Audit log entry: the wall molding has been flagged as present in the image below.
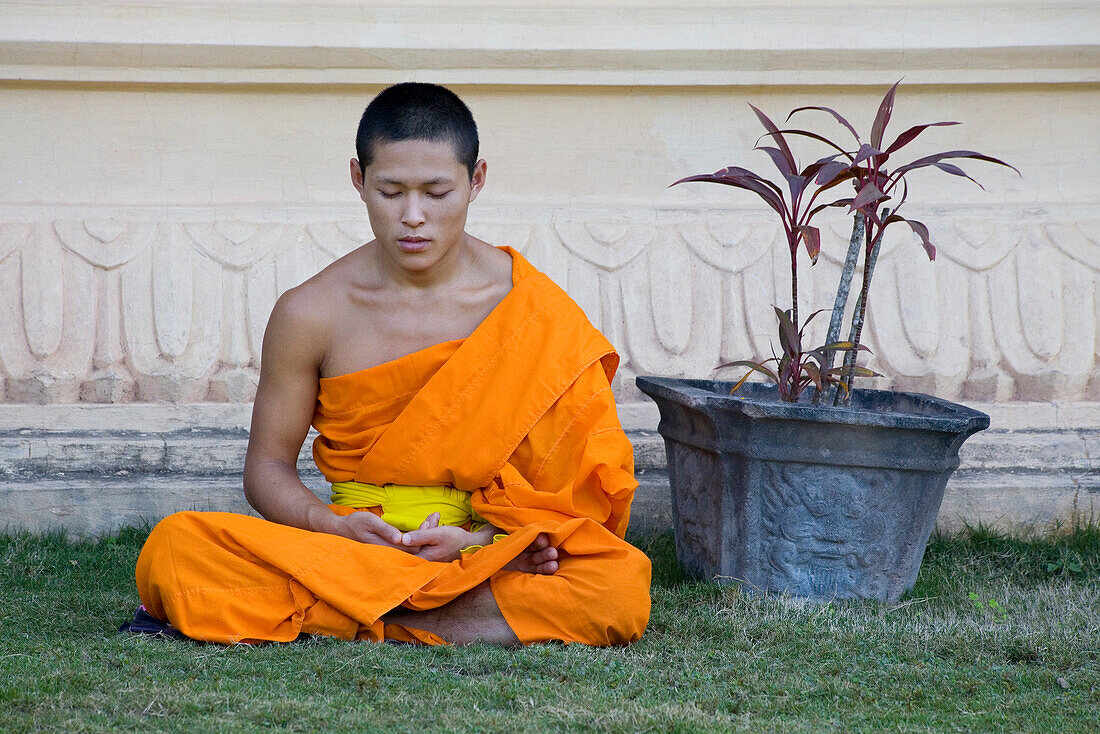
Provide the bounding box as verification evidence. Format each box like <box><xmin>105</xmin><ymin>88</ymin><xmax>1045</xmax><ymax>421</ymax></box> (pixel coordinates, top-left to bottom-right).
<box><xmin>2</xmin><ymin>1</ymin><xmax>1097</xmax><ymax>87</ymax></box>
<box><xmin>1</xmin><ymin>202</ymin><xmax>1097</xmax><ymax>404</ymax></box>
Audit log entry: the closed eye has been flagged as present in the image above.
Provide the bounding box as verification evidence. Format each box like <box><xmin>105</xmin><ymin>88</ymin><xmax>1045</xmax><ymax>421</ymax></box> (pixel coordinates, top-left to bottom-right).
<box><xmin>427</xmin><ymin>191</ymin><xmax>453</xmax><ymax>199</ymax></box>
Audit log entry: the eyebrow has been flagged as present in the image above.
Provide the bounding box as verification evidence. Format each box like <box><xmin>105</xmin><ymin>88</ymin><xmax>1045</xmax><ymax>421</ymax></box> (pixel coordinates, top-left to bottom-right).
<box><xmin>375</xmin><ymin>177</ymin><xmax>455</xmax><ymax>186</ymax></box>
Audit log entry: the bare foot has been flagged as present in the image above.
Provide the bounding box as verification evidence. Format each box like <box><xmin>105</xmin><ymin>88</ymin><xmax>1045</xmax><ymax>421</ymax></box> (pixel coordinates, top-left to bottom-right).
<box><xmin>383</xmin><ymin>581</ymin><xmax>521</xmax><ymax>646</ymax></box>
<box><xmin>503</xmin><ymin>533</ymin><xmax>559</xmax><ymax>575</ymax></box>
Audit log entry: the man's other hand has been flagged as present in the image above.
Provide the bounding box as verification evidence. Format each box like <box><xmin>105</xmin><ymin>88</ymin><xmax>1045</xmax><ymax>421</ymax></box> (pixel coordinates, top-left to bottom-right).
<box><xmin>372</xmin><ymin>512</ymin><xmax>561</xmax><ymax>574</ymax></box>
<box><xmin>400</xmin><ymin>512</ymin><xmax>484</xmax><ymax>562</ymax></box>
<box><xmin>323</xmin><ymin>509</ymin><xmax>404</xmax><ymax>548</ymax></box>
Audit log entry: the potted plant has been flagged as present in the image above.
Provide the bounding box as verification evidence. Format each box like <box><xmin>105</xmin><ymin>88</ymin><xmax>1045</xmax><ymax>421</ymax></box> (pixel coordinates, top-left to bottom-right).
<box><xmin>637</xmin><ymin>82</ymin><xmax>1018</xmax><ymax>602</ymax></box>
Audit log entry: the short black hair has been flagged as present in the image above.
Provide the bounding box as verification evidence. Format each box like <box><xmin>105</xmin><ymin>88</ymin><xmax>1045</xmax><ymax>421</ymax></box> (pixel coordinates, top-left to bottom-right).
<box><xmin>356</xmin><ymin>82</ymin><xmax>479</xmax><ymax>178</ymax></box>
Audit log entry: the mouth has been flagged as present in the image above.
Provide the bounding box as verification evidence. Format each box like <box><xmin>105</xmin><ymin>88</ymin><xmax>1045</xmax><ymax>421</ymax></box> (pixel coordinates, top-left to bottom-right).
<box><xmin>397</xmin><ymin>236</ymin><xmax>430</xmax><ymax>253</ymax></box>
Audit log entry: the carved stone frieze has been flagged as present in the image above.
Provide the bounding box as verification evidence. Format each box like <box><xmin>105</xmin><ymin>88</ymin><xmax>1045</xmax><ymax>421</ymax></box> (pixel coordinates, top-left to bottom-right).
<box><xmin>0</xmin><ymin>211</ymin><xmax>1096</xmax><ymax>403</ymax></box>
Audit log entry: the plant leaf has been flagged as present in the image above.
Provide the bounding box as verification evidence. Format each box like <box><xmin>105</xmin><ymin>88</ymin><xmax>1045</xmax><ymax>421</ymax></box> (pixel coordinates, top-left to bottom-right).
<box><xmin>805</xmin><ymin>340</ymin><xmax>871</xmax><ymax>365</ymax></box>
<box><xmin>813</xmin><ymin>160</ymin><xmax>851</xmax><ymax>186</ymax></box>
<box><xmin>728</xmin><ymin>370</ymin><xmax>754</xmax><ymax>395</ymax></box>
<box><xmin>672</xmin><ymin>166</ymin><xmax>784</xmax><ymax>195</ymax></box>
<box><xmin>827</xmin><ymin>365</ymin><xmax>883</xmax><ymax>378</ymax></box>
<box><xmin>800</xmin><ymin>153</ymin><xmax>842</xmax><ymax>179</ymax></box>
<box><xmin>766</xmin><ymin>129</ymin><xmax>853</xmax><ymax>160</ymax></box>
<box><xmin>870</xmin><ymin>80</ymin><xmax>901</xmax><ymax>149</ymax></box>
<box><xmin>749</xmin><ymin>104</ymin><xmax>797</xmax><ymax>177</ymax></box>
<box><xmin>934</xmin><ymin>162</ymin><xmax>986</xmax><ymax>190</ymax></box>
<box><xmin>894</xmin><ymin>178</ymin><xmax>910</xmax><ymax>210</ymax></box>
<box><xmin>853</xmin><ymin>143</ymin><xmax>885</xmax><ymax>167</ymax></box>
<box><xmin>800</xmin><ymin>308</ymin><xmax>831</xmax><ymax>331</ymax></box>
<box><xmin>884</xmin><ymin>121</ymin><xmax>959</xmax><ymax>154</ymax></box>
<box><xmin>778</xmin><ymin>358</ymin><xmax>796</xmax><ymax>400</ymax></box>
<box><xmin>864</xmin><ymin>206</ymin><xmax>885</xmax><ymax>229</ymax></box>
<box><xmin>777</xmin><ymin>350</ymin><xmax>791</xmax><ymax>375</ymax></box>
<box><xmin>802</xmin><ymin>362</ymin><xmax>824</xmax><ymax>391</ymax></box>
<box><xmin>891</xmin><ymin>150</ymin><xmax>1021</xmax><ymax>179</ymax></box>
<box><xmin>672</xmin><ymin>169</ymin><xmax>787</xmax><ymax>217</ymax></box>
<box><xmin>885</xmin><ymin>215</ymin><xmax>936</xmax><ymax>260</ymax></box>
<box><xmin>720</xmin><ymin>360</ymin><xmax>779</xmax><ymax>385</ymax></box>
<box><xmin>774</xmin><ymin>306</ymin><xmax>800</xmax><ymax>357</ymax></box>
<box><xmin>756</xmin><ymin>146</ymin><xmax>812</xmax><ymax>200</ymax></box>
<box><xmin>850</xmin><ymin>182</ymin><xmax>888</xmax><ymax>213</ymax></box>
<box><xmin>755</xmin><ymin>145</ymin><xmax>795</xmax><ymax>180</ymax></box>
<box><xmin>794</xmin><ymin>225</ymin><xmax>821</xmax><ymax>264</ymax></box>
<box><xmin>906</xmin><ymin>218</ymin><xmax>936</xmax><ymax>260</ymax></box>
<box><xmin>820</xmin><ymin>340</ymin><xmax>872</xmax><ymax>352</ymax></box>
<box><xmin>815</xmin><ymin>170</ymin><xmax>860</xmax><ymax>198</ymax></box>
<box><xmin>808</xmin><ymin>197</ymin><xmax>853</xmax><ymax>218</ymax></box>
<box><xmin>787</xmin><ymin>105</ymin><xmax>861</xmax><ymax>142</ymax></box>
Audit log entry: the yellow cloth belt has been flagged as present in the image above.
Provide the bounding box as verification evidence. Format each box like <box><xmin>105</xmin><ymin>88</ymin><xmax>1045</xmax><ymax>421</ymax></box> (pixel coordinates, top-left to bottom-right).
<box><xmin>330</xmin><ymin>481</ymin><xmax>486</xmax><ymax>532</ymax></box>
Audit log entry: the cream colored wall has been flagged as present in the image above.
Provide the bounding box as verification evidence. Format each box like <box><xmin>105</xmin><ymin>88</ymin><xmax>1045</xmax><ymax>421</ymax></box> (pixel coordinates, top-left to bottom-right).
<box><xmin>1</xmin><ymin>1</ymin><xmax>1098</xmax><ymax>407</ymax></box>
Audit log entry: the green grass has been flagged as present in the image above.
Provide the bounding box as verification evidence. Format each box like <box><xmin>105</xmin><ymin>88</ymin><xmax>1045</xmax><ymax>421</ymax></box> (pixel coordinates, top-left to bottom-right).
<box><xmin>1</xmin><ymin>522</ymin><xmax>1097</xmax><ymax>733</ymax></box>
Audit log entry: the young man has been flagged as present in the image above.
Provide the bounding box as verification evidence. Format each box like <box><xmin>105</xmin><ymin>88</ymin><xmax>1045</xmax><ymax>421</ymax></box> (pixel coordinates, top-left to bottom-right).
<box><xmin>133</xmin><ymin>83</ymin><xmax>651</xmax><ymax>646</ymax></box>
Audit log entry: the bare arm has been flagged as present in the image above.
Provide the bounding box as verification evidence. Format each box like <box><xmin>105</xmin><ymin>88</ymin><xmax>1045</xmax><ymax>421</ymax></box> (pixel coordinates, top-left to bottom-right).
<box><xmin>243</xmin><ymin>288</ymin><xmax>403</xmax><ymax>547</ymax></box>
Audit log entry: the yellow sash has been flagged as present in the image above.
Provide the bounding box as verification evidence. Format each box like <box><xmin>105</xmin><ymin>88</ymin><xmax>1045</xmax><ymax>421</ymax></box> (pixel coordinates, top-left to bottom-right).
<box><xmin>329</xmin><ymin>481</ymin><xmax>487</xmax><ymax>533</ymax></box>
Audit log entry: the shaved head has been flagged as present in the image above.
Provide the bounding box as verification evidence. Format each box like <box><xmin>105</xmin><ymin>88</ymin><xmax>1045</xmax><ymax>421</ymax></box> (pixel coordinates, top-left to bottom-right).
<box><xmin>356</xmin><ymin>82</ymin><xmax>479</xmax><ymax>178</ymax></box>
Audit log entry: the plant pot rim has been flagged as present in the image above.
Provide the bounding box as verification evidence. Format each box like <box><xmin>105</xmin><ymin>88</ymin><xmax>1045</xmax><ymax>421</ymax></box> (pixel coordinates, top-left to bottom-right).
<box><xmin>636</xmin><ymin>375</ymin><xmax>990</xmax><ymax>434</ymax></box>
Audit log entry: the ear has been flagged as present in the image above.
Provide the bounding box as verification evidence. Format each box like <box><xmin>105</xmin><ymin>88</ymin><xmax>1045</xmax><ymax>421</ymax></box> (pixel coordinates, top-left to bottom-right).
<box><xmin>467</xmin><ymin>159</ymin><xmax>487</xmax><ymax>204</ymax></box>
<box><xmin>350</xmin><ymin>158</ymin><xmax>367</xmax><ymax>202</ymax></box>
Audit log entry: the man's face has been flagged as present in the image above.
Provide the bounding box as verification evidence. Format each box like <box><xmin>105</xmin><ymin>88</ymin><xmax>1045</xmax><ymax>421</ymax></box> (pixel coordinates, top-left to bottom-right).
<box><xmin>351</xmin><ymin>138</ymin><xmax>486</xmax><ymax>274</ymax></box>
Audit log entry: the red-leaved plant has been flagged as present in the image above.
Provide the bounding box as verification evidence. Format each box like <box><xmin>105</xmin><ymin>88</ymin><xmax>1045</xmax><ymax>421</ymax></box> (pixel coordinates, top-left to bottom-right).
<box><xmin>673</xmin><ymin>81</ymin><xmax>1018</xmax><ymax>404</ymax></box>
<box><xmin>724</xmin><ymin>307</ymin><xmax>877</xmax><ymax>402</ymax></box>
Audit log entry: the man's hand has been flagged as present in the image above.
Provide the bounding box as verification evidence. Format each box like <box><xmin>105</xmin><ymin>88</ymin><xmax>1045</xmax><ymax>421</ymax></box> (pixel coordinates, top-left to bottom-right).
<box><xmin>399</xmin><ymin>512</ymin><xmax>492</xmax><ymax>562</ymax></box>
<box><xmin>315</xmin><ymin>506</ymin><xmax>404</xmax><ymax>548</ymax></box>
<box><xmin>387</xmin><ymin>513</ymin><xmax>562</xmax><ymax>574</ymax></box>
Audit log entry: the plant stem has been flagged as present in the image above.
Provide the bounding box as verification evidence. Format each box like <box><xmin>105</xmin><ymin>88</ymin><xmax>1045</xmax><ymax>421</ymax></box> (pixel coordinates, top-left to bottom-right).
<box><xmin>790</xmin><ymin>247</ymin><xmax>799</xmax><ymax>333</ymax></box>
<box><xmin>815</xmin><ymin>212</ymin><xmax>864</xmax><ymax>405</ymax></box>
<box><xmin>835</xmin><ymin>209</ymin><xmax>888</xmax><ymax>406</ymax></box>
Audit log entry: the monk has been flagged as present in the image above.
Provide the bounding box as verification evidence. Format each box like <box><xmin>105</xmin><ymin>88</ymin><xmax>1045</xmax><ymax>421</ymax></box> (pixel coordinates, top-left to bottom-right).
<box><xmin>131</xmin><ymin>82</ymin><xmax>651</xmax><ymax>646</ymax></box>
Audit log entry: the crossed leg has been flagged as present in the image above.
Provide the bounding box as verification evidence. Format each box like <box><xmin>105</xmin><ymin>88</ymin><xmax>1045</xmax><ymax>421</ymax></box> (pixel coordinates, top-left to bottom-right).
<box><xmin>382</xmin><ymin>533</ymin><xmax>560</xmax><ymax>646</ymax></box>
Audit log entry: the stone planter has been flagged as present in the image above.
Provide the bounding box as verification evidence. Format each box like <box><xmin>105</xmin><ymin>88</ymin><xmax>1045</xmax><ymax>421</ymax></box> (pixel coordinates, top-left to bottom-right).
<box><xmin>635</xmin><ymin>376</ymin><xmax>990</xmax><ymax>602</ymax></box>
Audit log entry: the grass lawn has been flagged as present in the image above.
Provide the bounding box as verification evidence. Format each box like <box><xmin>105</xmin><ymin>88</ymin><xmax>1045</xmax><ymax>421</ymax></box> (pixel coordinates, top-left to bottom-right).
<box><xmin>1</xmin><ymin>522</ymin><xmax>1097</xmax><ymax>733</ymax></box>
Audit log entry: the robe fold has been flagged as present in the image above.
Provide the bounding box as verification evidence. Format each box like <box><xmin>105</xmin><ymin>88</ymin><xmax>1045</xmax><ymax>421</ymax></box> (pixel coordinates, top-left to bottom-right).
<box><xmin>135</xmin><ymin>247</ymin><xmax>651</xmax><ymax>646</ymax></box>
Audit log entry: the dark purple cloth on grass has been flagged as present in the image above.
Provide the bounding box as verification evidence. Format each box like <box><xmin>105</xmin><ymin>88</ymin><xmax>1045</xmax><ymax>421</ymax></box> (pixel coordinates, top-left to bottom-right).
<box><xmin>119</xmin><ymin>605</ymin><xmax>188</xmax><ymax>640</ymax></box>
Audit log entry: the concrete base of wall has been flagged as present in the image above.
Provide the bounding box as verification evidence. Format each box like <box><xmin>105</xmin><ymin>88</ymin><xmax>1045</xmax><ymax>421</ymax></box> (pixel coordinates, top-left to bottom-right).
<box><xmin>1</xmin><ymin>402</ymin><xmax>1096</xmax><ymax>536</ymax></box>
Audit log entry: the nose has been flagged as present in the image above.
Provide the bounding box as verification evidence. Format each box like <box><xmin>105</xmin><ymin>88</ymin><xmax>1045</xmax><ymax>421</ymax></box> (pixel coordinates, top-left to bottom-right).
<box><xmin>401</xmin><ymin>195</ymin><xmax>426</xmax><ymax>228</ymax></box>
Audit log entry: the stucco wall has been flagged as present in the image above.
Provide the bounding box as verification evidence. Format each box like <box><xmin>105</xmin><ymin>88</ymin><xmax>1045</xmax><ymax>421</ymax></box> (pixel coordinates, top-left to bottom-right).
<box><xmin>1</xmin><ymin>1</ymin><xmax>1097</xmax><ymax>531</ymax></box>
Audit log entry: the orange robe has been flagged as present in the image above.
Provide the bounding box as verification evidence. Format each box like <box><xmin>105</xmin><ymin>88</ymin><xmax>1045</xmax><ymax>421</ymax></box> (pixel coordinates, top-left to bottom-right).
<box><xmin>135</xmin><ymin>248</ymin><xmax>651</xmax><ymax>646</ymax></box>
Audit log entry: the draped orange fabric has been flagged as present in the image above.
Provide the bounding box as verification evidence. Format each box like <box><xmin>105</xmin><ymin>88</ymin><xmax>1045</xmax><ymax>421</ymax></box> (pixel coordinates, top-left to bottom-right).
<box><xmin>135</xmin><ymin>248</ymin><xmax>651</xmax><ymax>646</ymax></box>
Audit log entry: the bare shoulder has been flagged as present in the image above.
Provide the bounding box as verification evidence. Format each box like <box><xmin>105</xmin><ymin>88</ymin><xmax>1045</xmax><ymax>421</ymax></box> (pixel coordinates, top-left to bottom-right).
<box><xmin>481</xmin><ymin>241</ymin><xmax>513</xmax><ymax>273</ymax></box>
<box><xmin>474</xmin><ymin>240</ymin><xmax>515</xmax><ymax>293</ymax></box>
<box><xmin>277</xmin><ymin>244</ymin><xmax>373</xmax><ymax>319</ymax></box>
<box><xmin>268</xmin><ymin>273</ymin><xmax>333</xmax><ymax>338</ymax></box>
<box><xmin>263</xmin><ymin>250</ymin><xmax>364</xmax><ymax>367</ymax></box>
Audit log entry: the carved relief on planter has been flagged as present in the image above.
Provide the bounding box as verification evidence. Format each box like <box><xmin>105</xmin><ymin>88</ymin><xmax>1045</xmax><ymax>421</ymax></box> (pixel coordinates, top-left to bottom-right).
<box><xmin>760</xmin><ymin>463</ymin><xmax>898</xmax><ymax>600</ymax></box>
<box><xmin>0</xmin><ymin>211</ymin><xmax>1096</xmax><ymax>403</ymax></box>
<box><xmin>666</xmin><ymin>440</ymin><xmax>724</xmax><ymax>577</ymax></box>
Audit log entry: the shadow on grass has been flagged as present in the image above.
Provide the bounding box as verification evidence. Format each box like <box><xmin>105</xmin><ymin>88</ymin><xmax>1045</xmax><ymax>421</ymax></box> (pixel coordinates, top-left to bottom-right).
<box><xmin>627</xmin><ymin>528</ymin><xmax>699</xmax><ymax>589</ymax></box>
